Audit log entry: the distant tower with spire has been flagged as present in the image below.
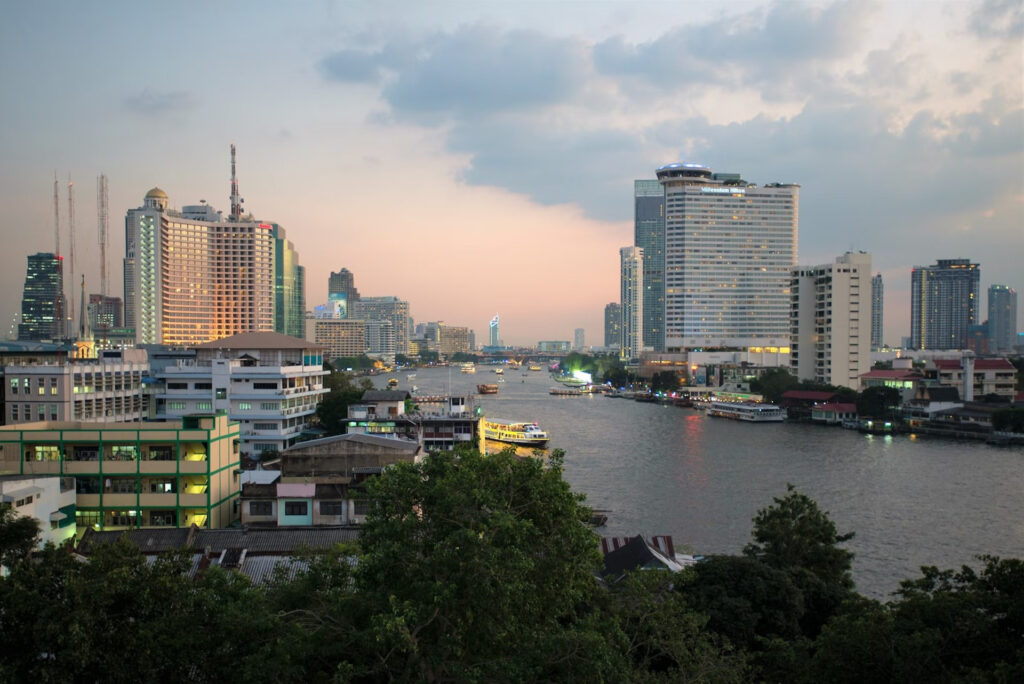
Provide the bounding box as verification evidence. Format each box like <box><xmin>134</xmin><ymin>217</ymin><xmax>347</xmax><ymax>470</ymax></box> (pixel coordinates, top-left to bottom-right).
<box><xmin>74</xmin><ymin>275</ymin><xmax>96</xmax><ymax>358</ymax></box>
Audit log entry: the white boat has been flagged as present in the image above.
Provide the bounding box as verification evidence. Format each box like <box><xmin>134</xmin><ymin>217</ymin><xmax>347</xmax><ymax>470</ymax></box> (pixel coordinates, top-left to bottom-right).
<box><xmin>493</xmin><ymin>367</ymin><xmax>504</xmax><ymax>375</ymax></box>
<box><xmin>482</xmin><ymin>419</ymin><xmax>549</xmax><ymax>447</ymax></box>
<box><xmin>705</xmin><ymin>402</ymin><xmax>786</xmax><ymax>422</ymax></box>
<box><xmin>460</xmin><ymin>363</ymin><xmax>476</xmax><ymax>374</ymax></box>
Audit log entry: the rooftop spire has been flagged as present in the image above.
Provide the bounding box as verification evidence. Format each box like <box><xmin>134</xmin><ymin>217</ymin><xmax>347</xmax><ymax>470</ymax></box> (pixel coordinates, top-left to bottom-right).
<box><xmin>230</xmin><ymin>143</ymin><xmax>243</xmax><ymax>220</ymax></box>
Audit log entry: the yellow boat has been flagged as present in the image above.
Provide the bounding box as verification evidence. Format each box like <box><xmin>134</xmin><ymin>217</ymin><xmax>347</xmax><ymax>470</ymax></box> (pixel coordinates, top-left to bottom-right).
<box><xmin>482</xmin><ymin>419</ymin><xmax>549</xmax><ymax>447</ymax></box>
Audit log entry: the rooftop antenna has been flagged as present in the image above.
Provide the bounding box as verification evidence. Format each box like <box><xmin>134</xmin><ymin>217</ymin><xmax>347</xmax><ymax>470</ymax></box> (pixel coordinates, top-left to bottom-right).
<box><xmin>67</xmin><ymin>176</ymin><xmax>76</xmax><ymax>339</ymax></box>
<box><xmin>229</xmin><ymin>143</ymin><xmax>243</xmax><ymax>220</ymax></box>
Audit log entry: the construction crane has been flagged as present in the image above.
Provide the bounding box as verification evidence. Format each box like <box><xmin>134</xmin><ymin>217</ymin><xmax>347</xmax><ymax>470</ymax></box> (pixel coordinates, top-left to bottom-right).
<box><xmin>97</xmin><ymin>174</ymin><xmax>108</xmax><ymax>297</ymax></box>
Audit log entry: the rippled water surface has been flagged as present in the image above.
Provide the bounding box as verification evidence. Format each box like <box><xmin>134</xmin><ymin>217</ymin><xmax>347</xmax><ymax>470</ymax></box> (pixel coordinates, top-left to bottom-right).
<box><xmin>379</xmin><ymin>366</ymin><xmax>1024</xmax><ymax>598</ymax></box>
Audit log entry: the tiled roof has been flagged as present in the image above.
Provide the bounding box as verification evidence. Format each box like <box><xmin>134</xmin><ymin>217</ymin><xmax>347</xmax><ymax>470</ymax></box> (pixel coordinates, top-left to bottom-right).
<box><xmin>934</xmin><ymin>358</ymin><xmax>1016</xmax><ymax>370</ymax></box>
<box><xmin>283</xmin><ymin>432</ymin><xmax>420</xmax><ymax>453</ymax></box>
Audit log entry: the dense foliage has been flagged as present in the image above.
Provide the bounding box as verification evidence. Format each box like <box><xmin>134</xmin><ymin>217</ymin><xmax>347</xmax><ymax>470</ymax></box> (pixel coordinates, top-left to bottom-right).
<box><xmin>315</xmin><ymin>362</ymin><xmax>375</xmax><ymax>435</ymax></box>
<box><xmin>1</xmin><ymin>455</ymin><xmax>1020</xmax><ymax>683</ymax></box>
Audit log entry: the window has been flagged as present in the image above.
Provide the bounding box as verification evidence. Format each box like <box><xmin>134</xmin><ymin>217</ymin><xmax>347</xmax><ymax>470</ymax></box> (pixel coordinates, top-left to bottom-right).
<box><xmin>260</xmin><ymin>402</ymin><xmax>278</xmax><ymax>411</ymax></box>
<box><xmin>238</xmin><ymin>402</ymin><xmax>252</xmax><ymax>411</ymax></box>
<box><xmin>215</xmin><ymin>388</ymin><xmax>227</xmax><ymax>400</ymax></box>
<box><xmin>34</xmin><ymin>445</ymin><xmax>60</xmax><ymax>461</ymax></box>
<box><xmin>253</xmin><ymin>423</ymin><xmax>277</xmax><ymax>431</ymax></box>
<box><xmin>49</xmin><ymin>378</ymin><xmax>58</xmax><ymax>395</ymax></box>
<box><xmin>284</xmin><ymin>501</ymin><xmax>308</xmax><ymax>516</ymax></box>
<box><xmin>319</xmin><ymin>501</ymin><xmax>344</xmax><ymax>516</ymax></box>
<box><xmin>148</xmin><ymin>446</ymin><xmax>173</xmax><ymax>461</ymax></box>
<box><xmin>167</xmin><ymin>382</ymin><xmax>187</xmax><ymax>390</ymax></box>
<box><xmin>10</xmin><ymin>378</ymin><xmax>18</xmax><ymax>395</ymax></box>
<box><xmin>194</xmin><ymin>383</ymin><xmax>212</xmax><ymax>390</ymax></box>
<box><xmin>10</xmin><ymin>405</ymin><xmax>17</xmax><ymax>421</ymax></box>
<box><xmin>49</xmin><ymin>404</ymin><xmax>58</xmax><ymax>421</ymax></box>
<box><xmin>353</xmin><ymin>499</ymin><xmax>370</xmax><ymax>516</ymax></box>
<box><xmin>249</xmin><ymin>501</ymin><xmax>272</xmax><ymax>516</ymax></box>
<box><xmin>149</xmin><ymin>510</ymin><xmax>176</xmax><ymax>527</ymax></box>
<box><xmin>168</xmin><ymin>401</ymin><xmax>186</xmax><ymax>411</ymax></box>
<box><xmin>196</xmin><ymin>401</ymin><xmax>212</xmax><ymax>411</ymax></box>
<box><xmin>110</xmin><ymin>445</ymin><xmax>137</xmax><ymax>461</ymax></box>
<box><xmin>253</xmin><ymin>382</ymin><xmax>277</xmax><ymax>390</ymax></box>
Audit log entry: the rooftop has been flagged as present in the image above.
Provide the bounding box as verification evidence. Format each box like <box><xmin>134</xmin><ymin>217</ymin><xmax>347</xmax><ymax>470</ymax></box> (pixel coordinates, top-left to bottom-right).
<box><xmin>195</xmin><ymin>331</ymin><xmax>323</xmax><ymax>351</ymax></box>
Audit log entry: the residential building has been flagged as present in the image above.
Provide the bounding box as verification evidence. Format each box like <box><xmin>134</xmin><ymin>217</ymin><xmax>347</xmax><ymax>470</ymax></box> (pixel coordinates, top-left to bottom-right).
<box><xmin>928</xmin><ymin>357</ymin><xmax>1017</xmax><ymax>400</ymax></box>
<box><xmin>154</xmin><ymin>332</ymin><xmax>327</xmax><ymax>461</ymax></box>
<box><xmin>3</xmin><ymin>349</ymin><xmax>149</xmax><ymax>425</ymax></box>
<box><xmin>0</xmin><ymin>413</ymin><xmax>240</xmax><ymax>531</ymax></box>
<box><xmin>0</xmin><ymin>475</ymin><xmax>77</xmax><ymax>549</ymax></box>
<box><xmin>604</xmin><ymin>302</ymin><xmax>621</xmax><ymax>349</ymax></box>
<box><xmin>871</xmin><ymin>273</ymin><xmax>884</xmax><ymax>350</ymax></box>
<box><xmin>620</xmin><ymin>246</ymin><xmax>644</xmax><ymax>359</ymax></box>
<box><xmin>364</xmin><ymin>319</ymin><xmax>396</xmax><ymax>361</ymax></box>
<box><xmin>634</xmin><ymin>179</ymin><xmax>665</xmax><ymax>351</ymax></box>
<box><xmin>791</xmin><ymin>252</ymin><xmax>872</xmax><ymax>390</ymax></box>
<box><xmin>656</xmin><ymin>163</ymin><xmax>798</xmax><ymax>350</ymax></box>
<box><xmin>352</xmin><ymin>297</ymin><xmax>410</xmax><ymax>355</ymax></box>
<box><xmin>910</xmin><ymin>258</ymin><xmax>980</xmax><ymax>350</ymax></box>
<box><xmin>327</xmin><ymin>268</ymin><xmax>360</xmax><ymax>318</ymax></box>
<box><xmin>438</xmin><ymin>325</ymin><xmax>471</xmax><ymax>358</ymax></box>
<box><xmin>573</xmin><ymin>328</ymin><xmax>585</xmax><ymax>351</ymax></box>
<box><xmin>272</xmin><ymin>225</ymin><xmax>306</xmax><ymax>340</ymax></box>
<box><xmin>17</xmin><ymin>253</ymin><xmax>66</xmax><ymax>341</ymax></box>
<box><xmin>987</xmin><ymin>284</ymin><xmax>1017</xmax><ymax>352</ymax></box>
<box><xmin>489</xmin><ymin>315</ymin><xmax>500</xmax><ymax>347</ymax></box>
<box><xmin>306</xmin><ymin>317</ymin><xmax>366</xmax><ymax>361</ymax></box>
<box><xmin>347</xmin><ymin>390</ymin><xmax>480</xmax><ymax>452</ymax></box>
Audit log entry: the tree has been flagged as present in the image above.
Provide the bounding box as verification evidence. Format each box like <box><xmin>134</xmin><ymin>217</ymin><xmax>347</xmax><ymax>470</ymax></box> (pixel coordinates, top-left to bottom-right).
<box><xmin>855</xmin><ymin>386</ymin><xmax>902</xmax><ymax>419</ymax></box>
<box><xmin>651</xmin><ymin>371</ymin><xmax>681</xmax><ymax>393</ymax></box>
<box><xmin>744</xmin><ymin>486</ymin><xmax>855</xmax><ymax>637</ymax></box>
<box><xmin>0</xmin><ymin>505</ymin><xmax>40</xmax><ymax>569</ymax></box>
<box><xmin>349</xmin><ymin>446</ymin><xmax>625</xmax><ymax>681</ymax></box>
<box><xmin>750</xmin><ymin>368</ymin><xmax>800</xmax><ymax>404</ymax></box>
<box><xmin>316</xmin><ymin>362</ymin><xmax>374</xmax><ymax>435</ymax></box>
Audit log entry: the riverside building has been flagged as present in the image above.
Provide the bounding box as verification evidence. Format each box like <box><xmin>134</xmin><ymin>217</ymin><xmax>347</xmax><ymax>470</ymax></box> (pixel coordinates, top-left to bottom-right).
<box><xmin>634</xmin><ymin>179</ymin><xmax>665</xmax><ymax>351</ymax></box>
<box><xmin>987</xmin><ymin>285</ymin><xmax>1017</xmax><ymax>353</ymax></box>
<box><xmin>791</xmin><ymin>252</ymin><xmax>872</xmax><ymax>391</ymax></box>
<box><xmin>910</xmin><ymin>259</ymin><xmax>980</xmax><ymax>350</ymax></box>
<box><xmin>352</xmin><ymin>297</ymin><xmax>410</xmax><ymax>356</ymax></box>
<box><xmin>620</xmin><ymin>246</ymin><xmax>644</xmax><ymax>359</ymax></box>
<box><xmin>871</xmin><ymin>273</ymin><xmax>884</xmax><ymax>350</ymax></box>
<box><xmin>656</xmin><ymin>163</ymin><xmax>798</xmax><ymax>351</ymax></box>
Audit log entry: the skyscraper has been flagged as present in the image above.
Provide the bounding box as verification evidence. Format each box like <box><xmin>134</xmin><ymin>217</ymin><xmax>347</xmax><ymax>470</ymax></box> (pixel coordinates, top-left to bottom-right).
<box><xmin>18</xmin><ymin>253</ymin><xmax>66</xmax><ymax>341</ymax></box>
<box><xmin>87</xmin><ymin>294</ymin><xmax>123</xmax><ymax>331</ymax></box>
<box><xmin>910</xmin><ymin>258</ymin><xmax>980</xmax><ymax>350</ymax></box>
<box><xmin>656</xmin><ymin>163</ymin><xmax>798</xmax><ymax>350</ymax></box>
<box><xmin>987</xmin><ymin>284</ymin><xmax>1018</xmax><ymax>352</ymax></box>
<box><xmin>620</xmin><ymin>246</ymin><xmax>643</xmax><ymax>359</ymax></box>
<box><xmin>871</xmin><ymin>273</ymin><xmax>884</xmax><ymax>351</ymax></box>
<box><xmin>272</xmin><ymin>224</ymin><xmax>306</xmax><ymax>339</ymax></box>
<box><xmin>352</xmin><ymin>296</ymin><xmax>410</xmax><ymax>355</ymax></box>
<box><xmin>634</xmin><ymin>179</ymin><xmax>665</xmax><ymax>351</ymax></box>
<box><xmin>604</xmin><ymin>302</ymin><xmax>621</xmax><ymax>349</ymax></box>
<box><xmin>791</xmin><ymin>252</ymin><xmax>871</xmax><ymax>390</ymax></box>
<box><xmin>489</xmin><ymin>314</ymin><xmax>500</xmax><ymax>347</ymax></box>
<box><xmin>573</xmin><ymin>328</ymin><xmax>585</xmax><ymax>351</ymax></box>
<box><xmin>327</xmin><ymin>268</ymin><xmax>360</xmax><ymax>318</ymax></box>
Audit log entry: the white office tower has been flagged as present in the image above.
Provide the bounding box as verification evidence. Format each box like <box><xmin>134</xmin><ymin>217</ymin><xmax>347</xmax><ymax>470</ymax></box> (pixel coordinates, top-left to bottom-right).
<box><xmin>351</xmin><ymin>297</ymin><xmax>410</xmax><ymax>355</ymax></box>
<box><xmin>791</xmin><ymin>252</ymin><xmax>872</xmax><ymax>390</ymax></box>
<box><xmin>656</xmin><ymin>163</ymin><xmax>798</xmax><ymax>350</ymax></box>
<box><xmin>620</xmin><ymin>246</ymin><xmax>644</xmax><ymax>359</ymax></box>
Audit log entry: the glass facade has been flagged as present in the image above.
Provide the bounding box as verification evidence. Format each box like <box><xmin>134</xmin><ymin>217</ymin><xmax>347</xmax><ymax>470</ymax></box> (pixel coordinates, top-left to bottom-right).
<box><xmin>18</xmin><ymin>253</ymin><xmax>66</xmax><ymax>340</ymax></box>
<box><xmin>634</xmin><ymin>180</ymin><xmax>665</xmax><ymax>351</ymax></box>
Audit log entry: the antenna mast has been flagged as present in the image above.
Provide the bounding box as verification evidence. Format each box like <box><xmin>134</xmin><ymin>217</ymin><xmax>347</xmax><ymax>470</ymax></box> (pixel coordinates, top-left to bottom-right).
<box><xmin>97</xmin><ymin>174</ymin><xmax>108</xmax><ymax>297</ymax></box>
<box><xmin>68</xmin><ymin>177</ymin><xmax>76</xmax><ymax>338</ymax></box>
<box><xmin>53</xmin><ymin>174</ymin><xmax>61</xmax><ymax>257</ymax></box>
<box><xmin>229</xmin><ymin>143</ymin><xmax>242</xmax><ymax>220</ymax></box>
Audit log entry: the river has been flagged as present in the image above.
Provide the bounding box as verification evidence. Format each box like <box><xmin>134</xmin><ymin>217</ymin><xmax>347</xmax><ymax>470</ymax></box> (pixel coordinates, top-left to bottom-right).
<box><xmin>375</xmin><ymin>365</ymin><xmax>1024</xmax><ymax>599</ymax></box>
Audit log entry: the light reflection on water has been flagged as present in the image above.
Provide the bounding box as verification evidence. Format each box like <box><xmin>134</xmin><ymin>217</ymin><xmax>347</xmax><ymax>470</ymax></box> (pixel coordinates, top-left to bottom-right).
<box><xmin>376</xmin><ymin>367</ymin><xmax>1024</xmax><ymax>598</ymax></box>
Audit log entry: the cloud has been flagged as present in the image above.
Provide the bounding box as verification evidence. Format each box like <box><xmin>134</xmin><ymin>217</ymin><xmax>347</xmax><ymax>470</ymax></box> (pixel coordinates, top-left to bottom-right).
<box><xmin>122</xmin><ymin>89</ymin><xmax>195</xmax><ymax>117</ymax></box>
<box><xmin>968</xmin><ymin>0</ymin><xmax>1024</xmax><ymax>40</ymax></box>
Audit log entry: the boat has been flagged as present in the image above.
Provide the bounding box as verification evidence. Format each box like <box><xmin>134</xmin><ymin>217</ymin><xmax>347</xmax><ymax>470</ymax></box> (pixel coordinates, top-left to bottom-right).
<box><xmin>705</xmin><ymin>402</ymin><xmax>786</xmax><ymax>422</ymax></box>
<box><xmin>552</xmin><ymin>375</ymin><xmax>587</xmax><ymax>388</ymax></box>
<box><xmin>406</xmin><ymin>373</ymin><xmax>416</xmax><ymax>380</ymax></box>
<box><xmin>477</xmin><ymin>383</ymin><xmax>499</xmax><ymax>394</ymax></box>
<box><xmin>494</xmin><ymin>367</ymin><xmax>504</xmax><ymax>375</ymax></box>
<box><xmin>482</xmin><ymin>419</ymin><xmax>550</xmax><ymax>447</ymax></box>
<box><xmin>460</xmin><ymin>363</ymin><xmax>476</xmax><ymax>374</ymax></box>
<box><xmin>528</xmin><ymin>365</ymin><xmax>542</xmax><ymax>371</ymax></box>
<box><xmin>386</xmin><ymin>377</ymin><xmax>399</xmax><ymax>388</ymax></box>
<box><xmin>550</xmin><ymin>387</ymin><xmax>584</xmax><ymax>396</ymax></box>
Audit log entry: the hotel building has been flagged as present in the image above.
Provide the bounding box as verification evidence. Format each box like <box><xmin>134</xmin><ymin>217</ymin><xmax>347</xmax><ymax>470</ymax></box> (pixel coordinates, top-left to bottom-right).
<box><xmin>634</xmin><ymin>179</ymin><xmax>666</xmax><ymax>351</ymax></box>
<box><xmin>656</xmin><ymin>163</ymin><xmax>798</xmax><ymax>351</ymax></box>
<box><xmin>604</xmin><ymin>302</ymin><xmax>621</xmax><ymax>348</ymax></box>
<box><xmin>620</xmin><ymin>246</ymin><xmax>644</xmax><ymax>359</ymax></box>
<box><xmin>0</xmin><ymin>413</ymin><xmax>240</xmax><ymax>531</ymax></box>
<box><xmin>154</xmin><ymin>332</ymin><xmax>326</xmax><ymax>461</ymax></box>
<box><xmin>123</xmin><ymin>186</ymin><xmax>304</xmax><ymax>346</ymax></box>
<box><xmin>871</xmin><ymin>273</ymin><xmax>884</xmax><ymax>350</ymax></box>
<box><xmin>910</xmin><ymin>258</ymin><xmax>980</xmax><ymax>350</ymax></box>
<box><xmin>306</xmin><ymin>318</ymin><xmax>367</xmax><ymax>361</ymax></box>
<box><xmin>791</xmin><ymin>252</ymin><xmax>872</xmax><ymax>391</ymax></box>
<box><xmin>352</xmin><ymin>297</ymin><xmax>410</xmax><ymax>355</ymax></box>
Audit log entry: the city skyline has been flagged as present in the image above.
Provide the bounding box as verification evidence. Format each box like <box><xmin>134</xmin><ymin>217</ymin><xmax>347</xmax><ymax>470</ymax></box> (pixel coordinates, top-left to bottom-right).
<box><xmin>1</xmin><ymin>1</ymin><xmax>1021</xmax><ymax>345</ymax></box>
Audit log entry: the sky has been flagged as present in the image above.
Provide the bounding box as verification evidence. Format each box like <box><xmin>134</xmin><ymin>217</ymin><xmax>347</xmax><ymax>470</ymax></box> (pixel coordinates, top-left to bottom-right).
<box><xmin>1</xmin><ymin>0</ymin><xmax>1021</xmax><ymax>347</ymax></box>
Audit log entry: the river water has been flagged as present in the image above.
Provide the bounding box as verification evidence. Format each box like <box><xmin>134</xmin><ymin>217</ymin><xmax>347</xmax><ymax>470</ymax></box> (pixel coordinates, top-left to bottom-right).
<box><xmin>376</xmin><ymin>366</ymin><xmax>1024</xmax><ymax>599</ymax></box>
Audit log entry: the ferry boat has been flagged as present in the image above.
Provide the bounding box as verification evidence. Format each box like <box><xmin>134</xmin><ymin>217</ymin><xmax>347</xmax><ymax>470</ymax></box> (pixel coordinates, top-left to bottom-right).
<box><xmin>477</xmin><ymin>383</ymin><xmax>499</xmax><ymax>394</ymax></box>
<box><xmin>459</xmin><ymin>363</ymin><xmax>476</xmax><ymax>374</ymax></box>
<box><xmin>482</xmin><ymin>419</ymin><xmax>550</xmax><ymax>447</ymax></box>
<box><xmin>705</xmin><ymin>402</ymin><xmax>786</xmax><ymax>422</ymax></box>
<box><xmin>552</xmin><ymin>375</ymin><xmax>587</xmax><ymax>388</ymax></box>
<box><xmin>386</xmin><ymin>377</ymin><xmax>399</xmax><ymax>388</ymax></box>
<box><xmin>528</xmin><ymin>365</ymin><xmax>542</xmax><ymax>371</ymax></box>
<box><xmin>550</xmin><ymin>387</ymin><xmax>584</xmax><ymax>396</ymax></box>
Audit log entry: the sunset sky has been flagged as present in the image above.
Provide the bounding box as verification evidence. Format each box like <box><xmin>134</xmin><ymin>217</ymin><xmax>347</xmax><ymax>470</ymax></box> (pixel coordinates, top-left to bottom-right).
<box><xmin>1</xmin><ymin>1</ymin><xmax>1021</xmax><ymax>346</ymax></box>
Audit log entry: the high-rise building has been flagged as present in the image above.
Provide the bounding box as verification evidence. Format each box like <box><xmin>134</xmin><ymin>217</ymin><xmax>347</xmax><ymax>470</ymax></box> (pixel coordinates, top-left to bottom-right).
<box><xmin>307</xmin><ymin>317</ymin><xmax>367</xmax><ymax>361</ymax></box>
<box><xmin>573</xmin><ymin>328</ymin><xmax>585</xmax><ymax>351</ymax></box>
<box><xmin>18</xmin><ymin>253</ymin><xmax>66</xmax><ymax>341</ymax></box>
<box><xmin>327</xmin><ymin>268</ymin><xmax>360</xmax><ymax>318</ymax></box>
<box><xmin>871</xmin><ymin>274</ymin><xmax>884</xmax><ymax>351</ymax></box>
<box><xmin>910</xmin><ymin>258</ymin><xmax>980</xmax><ymax>350</ymax></box>
<box><xmin>123</xmin><ymin>150</ymin><xmax>304</xmax><ymax>346</ymax></box>
<box><xmin>791</xmin><ymin>252</ymin><xmax>871</xmax><ymax>390</ymax></box>
<box><xmin>438</xmin><ymin>325</ymin><xmax>471</xmax><ymax>358</ymax></box>
<box><xmin>364</xmin><ymin>319</ymin><xmax>395</xmax><ymax>360</ymax></box>
<box><xmin>352</xmin><ymin>297</ymin><xmax>410</xmax><ymax>355</ymax></box>
<box><xmin>656</xmin><ymin>163</ymin><xmax>798</xmax><ymax>350</ymax></box>
<box><xmin>489</xmin><ymin>314</ymin><xmax>500</xmax><ymax>347</ymax></box>
<box><xmin>620</xmin><ymin>246</ymin><xmax>644</xmax><ymax>359</ymax></box>
<box><xmin>87</xmin><ymin>294</ymin><xmax>123</xmax><ymax>332</ymax></box>
<box><xmin>634</xmin><ymin>179</ymin><xmax>665</xmax><ymax>351</ymax></box>
<box><xmin>987</xmin><ymin>284</ymin><xmax>1018</xmax><ymax>352</ymax></box>
<box><xmin>604</xmin><ymin>302</ymin><xmax>621</xmax><ymax>349</ymax></box>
